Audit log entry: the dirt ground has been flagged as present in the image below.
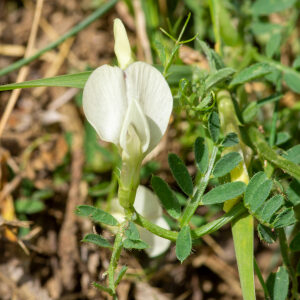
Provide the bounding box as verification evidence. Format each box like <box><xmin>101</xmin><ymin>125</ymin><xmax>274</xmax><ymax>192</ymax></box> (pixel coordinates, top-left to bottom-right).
<box><xmin>0</xmin><ymin>1</ymin><xmax>280</xmax><ymax>299</ymax></box>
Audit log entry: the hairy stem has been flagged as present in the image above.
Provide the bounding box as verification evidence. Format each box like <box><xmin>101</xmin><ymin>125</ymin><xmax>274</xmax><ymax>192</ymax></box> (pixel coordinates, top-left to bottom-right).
<box><xmin>277</xmin><ymin>228</ymin><xmax>299</xmax><ymax>300</ymax></box>
<box><xmin>248</xmin><ymin>126</ymin><xmax>300</xmax><ymax>181</ymax></box>
<box><xmin>180</xmin><ymin>145</ymin><xmax>218</xmax><ymax>227</ymax></box>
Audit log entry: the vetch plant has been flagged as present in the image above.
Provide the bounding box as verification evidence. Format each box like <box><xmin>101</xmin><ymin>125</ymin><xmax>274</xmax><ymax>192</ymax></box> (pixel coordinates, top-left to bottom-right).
<box><xmin>83</xmin><ymin>19</ymin><xmax>173</xmax><ymax>213</ymax></box>
<box><xmin>1</xmin><ymin>2</ymin><xmax>300</xmax><ymax>299</ymax></box>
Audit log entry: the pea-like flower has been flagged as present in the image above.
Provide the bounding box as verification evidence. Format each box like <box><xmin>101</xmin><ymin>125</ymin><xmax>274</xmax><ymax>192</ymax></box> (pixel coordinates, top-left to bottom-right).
<box><xmin>111</xmin><ymin>185</ymin><xmax>171</xmax><ymax>257</ymax></box>
<box><xmin>83</xmin><ymin>19</ymin><xmax>173</xmax><ymax>162</ymax></box>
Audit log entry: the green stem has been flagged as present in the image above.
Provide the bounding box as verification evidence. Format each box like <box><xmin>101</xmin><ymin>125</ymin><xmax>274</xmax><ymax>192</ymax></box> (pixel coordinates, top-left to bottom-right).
<box><xmin>0</xmin><ymin>0</ymin><xmax>118</xmax><ymax>77</ymax></box>
<box><xmin>248</xmin><ymin>126</ymin><xmax>300</xmax><ymax>181</ymax></box>
<box><xmin>208</xmin><ymin>0</ymin><xmax>222</xmax><ymax>55</ymax></box>
<box><xmin>277</xmin><ymin>228</ymin><xmax>299</xmax><ymax>300</ymax></box>
<box><xmin>162</xmin><ymin>13</ymin><xmax>191</xmax><ymax>77</ymax></box>
<box><xmin>269</xmin><ymin>101</ymin><xmax>279</xmax><ymax>148</ymax></box>
<box><xmin>134</xmin><ymin>202</ymin><xmax>246</xmax><ymax>241</ymax></box>
<box><xmin>180</xmin><ymin>145</ymin><xmax>218</xmax><ymax>227</ymax></box>
<box><xmin>108</xmin><ymin>222</ymin><xmax>126</xmax><ymax>295</ymax></box>
<box><xmin>254</xmin><ymin>258</ymin><xmax>270</xmax><ymax>300</ymax></box>
<box><xmin>192</xmin><ymin>202</ymin><xmax>246</xmax><ymax>238</ymax></box>
<box><xmin>252</xmin><ymin>50</ymin><xmax>300</xmax><ymax>78</ymax></box>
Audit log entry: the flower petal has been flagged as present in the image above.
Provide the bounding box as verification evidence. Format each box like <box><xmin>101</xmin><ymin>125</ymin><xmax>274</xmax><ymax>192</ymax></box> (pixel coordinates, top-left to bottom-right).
<box><xmin>119</xmin><ymin>98</ymin><xmax>150</xmax><ymax>154</ymax></box>
<box><xmin>133</xmin><ymin>185</ymin><xmax>162</xmax><ymax>219</ymax></box>
<box><xmin>114</xmin><ymin>19</ymin><xmax>133</xmax><ymax>70</ymax></box>
<box><xmin>139</xmin><ymin>217</ymin><xmax>171</xmax><ymax>257</ymax></box>
<box><xmin>83</xmin><ymin>65</ymin><xmax>127</xmax><ymax>144</ymax></box>
<box><xmin>125</xmin><ymin>62</ymin><xmax>173</xmax><ymax>152</ymax></box>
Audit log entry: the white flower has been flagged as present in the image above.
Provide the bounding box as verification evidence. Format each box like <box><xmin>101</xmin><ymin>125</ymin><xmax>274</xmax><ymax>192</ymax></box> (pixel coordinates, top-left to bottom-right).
<box><xmin>111</xmin><ymin>185</ymin><xmax>171</xmax><ymax>257</ymax></box>
<box><xmin>82</xmin><ymin>20</ymin><xmax>173</xmax><ymax>161</ymax></box>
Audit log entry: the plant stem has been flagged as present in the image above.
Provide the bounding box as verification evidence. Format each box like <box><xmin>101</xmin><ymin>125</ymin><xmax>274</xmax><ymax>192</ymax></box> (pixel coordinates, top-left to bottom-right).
<box><xmin>254</xmin><ymin>258</ymin><xmax>270</xmax><ymax>300</ymax></box>
<box><xmin>269</xmin><ymin>101</ymin><xmax>279</xmax><ymax>148</ymax></box>
<box><xmin>248</xmin><ymin>126</ymin><xmax>300</xmax><ymax>181</ymax></box>
<box><xmin>208</xmin><ymin>0</ymin><xmax>222</xmax><ymax>55</ymax></box>
<box><xmin>108</xmin><ymin>222</ymin><xmax>126</xmax><ymax>296</ymax></box>
<box><xmin>277</xmin><ymin>228</ymin><xmax>299</xmax><ymax>300</ymax></box>
<box><xmin>180</xmin><ymin>145</ymin><xmax>218</xmax><ymax>227</ymax></box>
<box><xmin>134</xmin><ymin>202</ymin><xmax>247</xmax><ymax>241</ymax></box>
<box><xmin>0</xmin><ymin>0</ymin><xmax>118</xmax><ymax>77</ymax></box>
<box><xmin>192</xmin><ymin>202</ymin><xmax>247</xmax><ymax>237</ymax></box>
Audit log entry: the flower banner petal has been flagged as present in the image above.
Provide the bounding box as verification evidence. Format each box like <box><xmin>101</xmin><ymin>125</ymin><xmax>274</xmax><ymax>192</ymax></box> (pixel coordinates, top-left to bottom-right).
<box><xmin>83</xmin><ymin>65</ymin><xmax>127</xmax><ymax>144</ymax></box>
<box><xmin>125</xmin><ymin>62</ymin><xmax>173</xmax><ymax>152</ymax></box>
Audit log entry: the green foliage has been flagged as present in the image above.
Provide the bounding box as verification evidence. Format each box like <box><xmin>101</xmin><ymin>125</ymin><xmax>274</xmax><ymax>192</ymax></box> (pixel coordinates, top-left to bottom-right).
<box><xmin>176</xmin><ymin>225</ymin><xmax>192</xmax><ymax>263</ymax></box>
<box><xmin>0</xmin><ymin>65</ymin><xmax>193</xmax><ymax>91</ymax></box>
<box><xmin>257</xmin><ymin>224</ymin><xmax>277</xmax><ymax>244</ymax></box>
<box><xmin>252</xmin><ymin>0</ymin><xmax>297</xmax><ymax>15</ymax></box>
<box><xmin>123</xmin><ymin>222</ymin><xmax>148</xmax><ymax>250</ymax></box>
<box><xmin>123</xmin><ymin>239</ymin><xmax>148</xmax><ymax>250</ymax></box>
<box><xmin>82</xmin><ymin>233</ymin><xmax>112</xmax><ymax>248</ymax></box>
<box><xmin>286</xmin><ymin>179</ymin><xmax>300</xmax><ymax>205</ymax></box>
<box><xmin>205</xmin><ymin>68</ymin><xmax>235</xmax><ymax>90</ymax></box>
<box><xmin>266</xmin><ymin>267</ymin><xmax>289</xmax><ymax>300</ymax></box>
<box><xmin>125</xmin><ymin>222</ymin><xmax>140</xmax><ymax>240</ymax></box>
<box><xmin>283</xmin><ymin>72</ymin><xmax>300</xmax><ymax>93</ymax></box>
<box><xmin>256</xmin><ymin>195</ymin><xmax>284</xmax><ymax>224</ymax></box>
<box><xmin>15</xmin><ymin>188</ymin><xmax>53</xmax><ymax>214</ymax></box>
<box><xmin>212</xmin><ymin>152</ymin><xmax>242</xmax><ymax>178</ymax></box>
<box><xmin>275</xmin><ymin>132</ymin><xmax>291</xmax><ymax>146</ymax></box>
<box><xmin>266</xmin><ymin>33</ymin><xmax>281</xmax><ymax>58</ymax></box>
<box><xmin>230</xmin><ymin>63</ymin><xmax>273</xmax><ymax>87</ymax></box>
<box><xmin>290</xmin><ymin>232</ymin><xmax>300</xmax><ymax>252</ymax></box>
<box><xmin>194</xmin><ymin>137</ymin><xmax>209</xmax><ymax>174</ymax></box>
<box><xmin>222</xmin><ymin>132</ymin><xmax>239</xmax><ymax>147</ymax></box>
<box><xmin>114</xmin><ymin>266</ymin><xmax>128</xmax><ymax>287</ymax></box>
<box><xmin>208</xmin><ymin>111</ymin><xmax>220</xmax><ymax>143</ymax></box>
<box><xmin>151</xmin><ymin>176</ymin><xmax>181</xmax><ymax>219</ymax></box>
<box><xmin>76</xmin><ymin>205</ymin><xmax>118</xmax><ymax>226</ymax></box>
<box><xmin>244</xmin><ymin>172</ymin><xmax>273</xmax><ymax>212</ymax></box>
<box><xmin>15</xmin><ymin>199</ymin><xmax>45</xmax><ymax>214</ymax></box>
<box><xmin>168</xmin><ymin>153</ymin><xmax>194</xmax><ymax>196</ymax></box>
<box><xmin>283</xmin><ymin>145</ymin><xmax>300</xmax><ymax>164</ymax></box>
<box><xmin>273</xmin><ymin>208</ymin><xmax>296</xmax><ymax>228</ymax></box>
<box><xmin>202</xmin><ymin>182</ymin><xmax>246</xmax><ymax>205</ymax></box>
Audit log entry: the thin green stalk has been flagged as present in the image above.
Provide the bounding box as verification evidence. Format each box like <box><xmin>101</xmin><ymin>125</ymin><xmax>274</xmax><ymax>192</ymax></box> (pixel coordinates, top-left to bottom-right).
<box><xmin>208</xmin><ymin>0</ymin><xmax>222</xmax><ymax>55</ymax></box>
<box><xmin>269</xmin><ymin>101</ymin><xmax>279</xmax><ymax>148</ymax></box>
<box><xmin>254</xmin><ymin>258</ymin><xmax>270</xmax><ymax>300</ymax></box>
<box><xmin>180</xmin><ymin>145</ymin><xmax>218</xmax><ymax>227</ymax></box>
<box><xmin>248</xmin><ymin>126</ymin><xmax>300</xmax><ymax>181</ymax></box>
<box><xmin>162</xmin><ymin>13</ymin><xmax>192</xmax><ymax>77</ymax></box>
<box><xmin>108</xmin><ymin>222</ymin><xmax>126</xmax><ymax>295</ymax></box>
<box><xmin>134</xmin><ymin>202</ymin><xmax>246</xmax><ymax>241</ymax></box>
<box><xmin>252</xmin><ymin>50</ymin><xmax>300</xmax><ymax>79</ymax></box>
<box><xmin>192</xmin><ymin>202</ymin><xmax>247</xmax><ymax>237</ymax></box>
<box><xmin>0</xmin><ymin>0</ymin><xmax>118</xmax><ymax>77</ymax></box>
<box><xmin>277</xmin><ymin>228</ymin><xmax>299</xmax><ymax>300</ymax></box>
